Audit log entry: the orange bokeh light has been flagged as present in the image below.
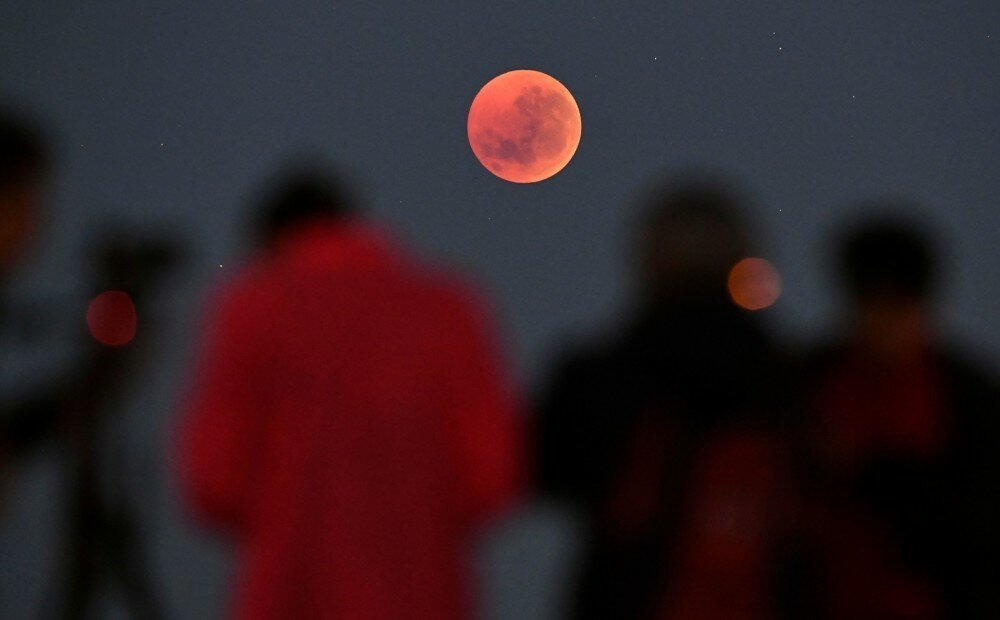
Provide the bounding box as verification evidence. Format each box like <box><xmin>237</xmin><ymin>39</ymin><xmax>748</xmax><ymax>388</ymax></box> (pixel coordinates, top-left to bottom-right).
<box><xmin>728</xmin><ymin>258</ymin><xmax>782</xmax><ymax>311</ymax></box>
<box><xmin>87</xmin><ymin>290</ymin><xmax>137</xmax><ymax>346</ymax></box>
<box><xmin>467</xmin><ymin>69</ymin><xmax>582</xmax><ymax>183</ymax></box>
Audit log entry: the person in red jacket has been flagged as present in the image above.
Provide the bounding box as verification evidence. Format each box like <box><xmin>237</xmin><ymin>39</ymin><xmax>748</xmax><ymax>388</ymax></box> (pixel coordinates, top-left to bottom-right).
<box><xmin>176</xmin><ymin>167</ymin><xmax>522</xmax><ymax>620</ymax></box>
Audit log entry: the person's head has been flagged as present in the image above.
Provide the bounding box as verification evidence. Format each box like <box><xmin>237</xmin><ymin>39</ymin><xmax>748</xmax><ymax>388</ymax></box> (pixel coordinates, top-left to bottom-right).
<box><xmin>634</xmin><ymin>174</ymin><xmax>752</xmax><ymax>305</ymax></box>
<box><xmin>0</xmin><ymin>107</ymin><xmax>49</xmax><ymax>270</ymax></box>
<box><xmin>253</xmin><ymin>164</ymin><xmax>359</xmax><ymax>249</ymax></box>
<box><xmin>837</xmin><ymin>213</ymin><xmax>939</xmax><ymax>354</ymax></box>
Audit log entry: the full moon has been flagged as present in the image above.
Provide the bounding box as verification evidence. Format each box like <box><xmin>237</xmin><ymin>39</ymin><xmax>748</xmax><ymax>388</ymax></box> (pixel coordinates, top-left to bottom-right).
<box><xmin>467</xmin><ymin>70</ymin><xmax>581</xmax><ymax>183</ymax></box>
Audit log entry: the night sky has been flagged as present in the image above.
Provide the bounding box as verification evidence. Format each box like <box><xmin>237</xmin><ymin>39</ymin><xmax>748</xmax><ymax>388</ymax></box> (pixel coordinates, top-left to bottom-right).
<box><xmin>1</xmin><ymin>1</ymin><xmax>998</xmax><ymax>618</ymax></box>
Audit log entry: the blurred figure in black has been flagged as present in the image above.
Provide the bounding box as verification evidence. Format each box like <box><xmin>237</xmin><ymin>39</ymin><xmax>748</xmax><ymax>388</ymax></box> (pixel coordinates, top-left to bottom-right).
<box><xmin>0</xmin><ymin>108</ymin><xmax>45</xmax><ymax>276</ymax></box>
<box><xmin>0</xmin><ymin>106</ymin><xmax>53</xmax><ymax>485</ymax></box>
<box><xmin>537</xmin><ymin>176</ymin><xmax>798</xmax><ymax>620</ymax></box>
<box><xmin>800</xmin><ymin>213</ymin><xmax>1000</xmax><ymax>619</ymax></box>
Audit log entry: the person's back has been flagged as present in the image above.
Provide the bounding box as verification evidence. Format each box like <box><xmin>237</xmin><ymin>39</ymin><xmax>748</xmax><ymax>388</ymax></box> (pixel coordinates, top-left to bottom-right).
<box><xmin>177</xmin><ymin>173</ymin><xmax>521</xmax><ymax>620</ymax></box>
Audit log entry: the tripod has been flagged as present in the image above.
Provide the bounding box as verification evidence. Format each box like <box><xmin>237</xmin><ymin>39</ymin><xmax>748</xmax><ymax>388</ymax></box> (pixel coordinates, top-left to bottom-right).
<box><xmin>52</xmin><ymin>341</ymin><xmax>165</xmax><ymax>620</ymax></box>
<box><xmin>50</xmin><ymin>234</ymin><xmax>176</xmax><ymax>620</ymax></box>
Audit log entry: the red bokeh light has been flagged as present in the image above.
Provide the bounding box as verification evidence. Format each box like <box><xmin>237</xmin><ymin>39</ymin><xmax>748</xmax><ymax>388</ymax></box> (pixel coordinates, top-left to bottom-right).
<box><xmin>87</xmin><ymin>290</ymin><xmax>137</xmax><ymax>346</ymax></box>
<box><xmin>728</xmin><ymin>258</ymin><xmax>782</xmax><ymax>311</ymax></box>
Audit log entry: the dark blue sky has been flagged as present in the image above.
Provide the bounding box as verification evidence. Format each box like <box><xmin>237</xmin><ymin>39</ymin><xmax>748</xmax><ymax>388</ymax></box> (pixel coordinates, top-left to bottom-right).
<box><xmin>3</xmin><ymin>1</ymin><xmax>999</xmax><ymax>375</ymax></box>
<box><xmin>1</xmin><ymin>1</ymin><xmax>998</xmax><ymax>617</ymax></box>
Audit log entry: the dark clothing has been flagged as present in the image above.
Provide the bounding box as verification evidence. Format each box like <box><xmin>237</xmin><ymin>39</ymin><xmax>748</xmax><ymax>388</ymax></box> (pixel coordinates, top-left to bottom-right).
<box><xmin>800</xmin><ymin>345</ymin><xmax>1000</xmax><ymax>619</ymax></box>
<box><xmin>537</xmin><ymin>295</ymin><xmax>796</xmax><ymax>620</ymax></box>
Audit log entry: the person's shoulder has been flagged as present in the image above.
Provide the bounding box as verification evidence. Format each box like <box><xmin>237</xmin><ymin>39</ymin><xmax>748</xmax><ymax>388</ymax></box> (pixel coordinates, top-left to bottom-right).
<box><xmin>936</xmin><ymin>345</ymin><xmax>1000</xmax><ymax>395</ymax></box>
<box><xmin>541</xmin><ymin>325</ymin><xmax>631</xmax><ymax>392</ymax></box>
<box><xmin>201</xmin><ymin>252</ymin><xmax>284</xmax><ymax>321</ymax></box>
<box><xmin>933</xmin><ymin>345</ymin><xmax>1000</xmax><ymax>448</ymax></box>
<box><xmin>409</xmin><ymin>262</ymin><xmax>495</xmax><ymax>321</ymax></box>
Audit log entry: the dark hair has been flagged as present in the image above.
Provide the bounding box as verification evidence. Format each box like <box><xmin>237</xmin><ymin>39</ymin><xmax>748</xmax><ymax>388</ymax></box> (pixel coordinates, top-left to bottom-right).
<box><xmin>838</xmin><ymin>215</ymin><xmax>937</xmax><ymax>301</ymax></box>
<box><xmin>639</xmin><ymin>178</ymin><xmax>748</xmax><ymax>235</ymax></box>
<box><xmin>634</xmin><ymin>174</ymin><xmax>753</xmax><ymax>299</ymax></box>
<box><xmin>254</xmin><ymin>166</ymin><xmax>358</xmax><ymax>246</ymax></box>
<box><xmin>0</xmin><ymin>106</ymin><xmax>49</xmax><ymax>187</ymax></box>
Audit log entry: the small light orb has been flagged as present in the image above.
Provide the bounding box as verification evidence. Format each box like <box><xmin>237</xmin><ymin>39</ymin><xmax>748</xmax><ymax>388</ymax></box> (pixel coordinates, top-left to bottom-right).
<box><xmin>87</xmin><ymin>290</ymin><xmax>137</xmax><ymax>346</ymax></box>
<box><xmin>728</xmin><ymin>258</ymin><xmax>781</xmax><ymax>311</ymax></box>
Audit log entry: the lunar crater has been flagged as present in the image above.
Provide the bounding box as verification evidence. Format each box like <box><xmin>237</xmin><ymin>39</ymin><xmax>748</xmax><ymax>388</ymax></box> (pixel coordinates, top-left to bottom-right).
<box><xmin>468</xmin><ymin>70</ymin><xmax>581</xmax><ymax>183</ymax></box>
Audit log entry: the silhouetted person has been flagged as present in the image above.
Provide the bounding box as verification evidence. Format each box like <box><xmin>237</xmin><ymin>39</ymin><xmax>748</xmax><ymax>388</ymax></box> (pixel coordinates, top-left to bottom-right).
<box><xmin>1</xmin><ymin>106</ymin><xmax>170</xmax><ymax>619</ymax></box>
<box><xmin>800</xmin><ymin>214</ymin><xmax>1000</xmax><ymax>619</ymax></box>
<box><xmin>537</xmin><ymin>177</ymin><xmax>796</xmax><ymax>620</ymax></box>
<box><xmin>0</xmin><ymin>111</ymin><xmax>45</xmax><ymax>270</ymax></box>
<box><xmin>176</xmin><ymin>167</ymin><xmax>522</xmax><ymax>620</ymax></box>
<box><xmin>0</xmin><ymin>107</ymin><xmax>54</xmax><ymax>465</ymax></box>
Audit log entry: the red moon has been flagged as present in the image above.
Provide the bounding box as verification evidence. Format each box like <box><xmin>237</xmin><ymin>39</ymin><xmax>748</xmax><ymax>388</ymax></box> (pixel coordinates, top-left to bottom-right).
<box><xmin>467</xmin><ymin>70</ymin><xmax>581</xmax><ymax>183</ymax></box>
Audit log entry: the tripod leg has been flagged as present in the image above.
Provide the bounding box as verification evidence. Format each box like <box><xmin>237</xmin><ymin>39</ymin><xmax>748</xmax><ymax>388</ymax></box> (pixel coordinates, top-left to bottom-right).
<box><xmin>105</xmin><ymin>512</ymin><xmax>165</xmax><ymax>620</ymax></box>
<box><xmin>56</xmin><ymin>505</ymin><xmax>99</xmax><ymax>620</ymax></box>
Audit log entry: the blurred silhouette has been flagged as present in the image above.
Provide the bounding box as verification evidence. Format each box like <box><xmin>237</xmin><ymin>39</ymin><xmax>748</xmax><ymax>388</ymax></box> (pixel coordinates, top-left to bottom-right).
<box><xmin>537</xmin><ymin>176</ymin><xmax>798</xmax><ymax>620</ymax></box>
<box><xmin>799</xmin><ymin>213</ymin><xmax>1000</xmax><ymax>619</ymax></box>
<box><xmin>49</xmin><ymin>232</ymin><xmax>175</xmax><ymax>620</ymax></box>
<box><xmin>0</xmin><ymin>107</ymin><xmax>46</xmax><ymax>274</ymax></box>
<box><xmin>1</xmin><ymin>106</ymin><xmax>172</xmax><ymax>619</ymax></box>
<box><xmin>176</xmin><ymin>166</ymin><xmax>522</xmax><ymax>620</ymax></box>
<box><xmin>1</xmin><ymin>106</ymin><xmax>55</xmax><ymax>468</ymax></box>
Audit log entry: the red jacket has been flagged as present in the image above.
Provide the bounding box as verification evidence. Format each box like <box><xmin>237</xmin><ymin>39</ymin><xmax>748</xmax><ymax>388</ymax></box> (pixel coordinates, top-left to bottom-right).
<box><xmin>176</xmin><ymin>220</ymin><xmax>521</xmax><ymax>620</ymax></box>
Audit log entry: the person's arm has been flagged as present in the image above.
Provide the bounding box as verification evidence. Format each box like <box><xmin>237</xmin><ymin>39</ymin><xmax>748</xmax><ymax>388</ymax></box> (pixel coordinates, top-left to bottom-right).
<box><xmin>175</xmin><ymin>276</ymin><xmax>272</xmax><ymax>532</ymax></box>
<box><xmin>442</xmin><ymin>292</ymin><xmax>523</xmax><ymax>527</ymax></box>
